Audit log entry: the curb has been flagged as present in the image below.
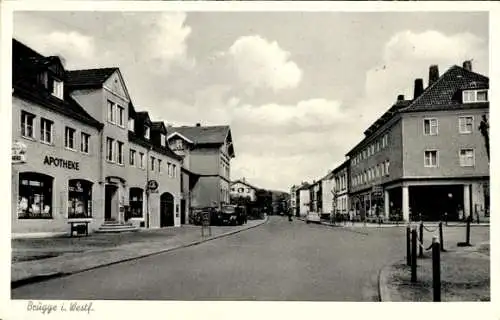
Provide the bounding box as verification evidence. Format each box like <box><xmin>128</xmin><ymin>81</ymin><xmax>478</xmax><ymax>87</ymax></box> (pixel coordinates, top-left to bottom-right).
<box><xmin>378</xmin><ymin>263</ymin><xmax>396</xmax><ymax>302</ymax></box>
<box><xmin>11</xmin><ymin>218</ymin><xmax>269</xmax><ymax>289</ymax></box>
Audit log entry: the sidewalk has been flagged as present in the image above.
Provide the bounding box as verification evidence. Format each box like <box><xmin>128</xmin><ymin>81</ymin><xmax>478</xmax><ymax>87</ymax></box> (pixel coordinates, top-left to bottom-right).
<box><xmin>379</xmin><ymin>226</ymin><xmax>490</xmax><ymax>302</ymax></box>
<box><xmin>11</xmin><ymin>218</ymin><xmax>268</xmax><ymax>287</ymax></box>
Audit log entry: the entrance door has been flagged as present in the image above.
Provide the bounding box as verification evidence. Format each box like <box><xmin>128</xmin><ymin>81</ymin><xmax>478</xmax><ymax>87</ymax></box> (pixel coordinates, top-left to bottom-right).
<box><xmin>160</xmin><ymin>192</ymin><xmax>175</xmax><ymax>227</ymax></box>
<box><xmin>181</xmin><ymin>199</ymin><xmax>186</xmax><ymax>225</ymax></box>
<box><xmin>105</xmin><ymin>184</ymin><xmax>118</xmax><ymax>221</ymax></box>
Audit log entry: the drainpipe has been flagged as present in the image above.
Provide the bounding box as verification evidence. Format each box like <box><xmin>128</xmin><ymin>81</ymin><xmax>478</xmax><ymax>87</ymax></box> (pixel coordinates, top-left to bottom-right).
<box><xmin>145</xmin><ymin>145</ymin><xmax>152</xmax><ymax>228</ymax></box>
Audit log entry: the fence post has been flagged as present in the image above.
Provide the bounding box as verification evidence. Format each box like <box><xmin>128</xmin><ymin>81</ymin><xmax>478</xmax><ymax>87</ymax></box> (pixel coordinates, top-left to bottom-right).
<box><xmin>439</xmin><ymin>221</ymin><xmax>445</xmax><ymax>252</ymax></box>
<box><xmin>406</xmin><ymin>225</ymin><xmax>411</xmax><ymax>266</ymax></box>
<box><xmin>432</xmin><ymin>236</ymin><xmax>441</xmax><ymax>302</ymax></box>
<box><xmin>419</xmin><ymin>221</ymin><xmax>424</xmax><ymax>258</ymax></box>
<box><xmin>466</xmin><ymin>215</ymin><xmax>471</xmax><ymax>245</ymax></box>
<box><xmin>411</xmin><ymin>228</ymin><xmax>417</xmax><ymax>282</ymax></box>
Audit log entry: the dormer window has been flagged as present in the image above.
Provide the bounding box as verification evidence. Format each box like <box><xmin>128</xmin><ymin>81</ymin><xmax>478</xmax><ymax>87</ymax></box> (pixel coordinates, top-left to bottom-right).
<box><xmin>144</xmin><ymin>125</ymin><xmax>150</xmax><ymax>139</ymax></box>
<box><xmin>128</xmin><ymin>118</ymin><xmax>135</xmax><ymax>132</ymax></box>
<box><xmin>175</xmin><ymin>139</ymin><xmax>183</xmax><ymax>150</ymax></box>
<box><xmin>51</xmin><ymin>79</ymin><xmax>64</xmax><ymax>99</ymax></box>
<box><xmin>463</xmin><ymin>89</ymin><xmax>488</xmax><ymax>103</ymax></box>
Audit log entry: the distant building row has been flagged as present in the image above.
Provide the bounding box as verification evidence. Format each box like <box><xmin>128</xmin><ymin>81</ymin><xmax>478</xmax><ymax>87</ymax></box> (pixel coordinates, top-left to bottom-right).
<box><xmin>291</xmin><ymin>61</ymin><xmax>489</xmax><ymax>222</ymax></box>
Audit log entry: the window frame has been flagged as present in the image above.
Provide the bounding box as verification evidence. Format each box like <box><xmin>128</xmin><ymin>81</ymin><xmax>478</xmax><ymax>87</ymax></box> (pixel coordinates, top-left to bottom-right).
<box><xmin>144</xmin><ymin>125</ymin><xmax>150</xmax><ymax>140</ymax></box>
<box><xmin>107</xmin><ymin>100</ymin><xmax>115</xmax><ymax>124</ymax></box>
<box><xmin>459</xmin><ymin>148</ymin><xmax>475</xmax><ymax>167</ymax></box>
<box><xmin>80</xmin><ymin>132</ymin><xmax>90</xmax><ymax>154</ymax></box>
<box><xmin>51</xmin><ymin>79</ymin><xmax>64</xmax><ymax>99</ymax></box>
<box><xmin>64</xmin><ymin>126</ymin><xmax>77</xmax><ymax>151</ymax></box>
<box><xmin>424</xmin><ymin>150</ymin><xmax>439</xmax><ymax>168</ymax></box>
<box><xmin>40</xmin><ymin>118</ymin><xmax>53</xmax><ymax>145</ymax></box>
<box><xmin>130</xmin><ymin>149</ymin><xmax>136</xmax><ymax>166</ymax></box>
<box><xmin>150</xmin><ymin>156</ymin><xmax>155</xmax><ymax>171</ymax></box>
<box><xmin>106</xmin><ymin>137</ymin><xmax>114</xmax><ymax>162</ymax></box>
<box><xmin>139</xmin><ymin>152</ymin><xmax>145</xmax><ymax>169</ymax></box>
<box><xmin>423</xmin><ymin>118</ymin><xmax>439</xmax><ymax>136</ymax></box>
<box><xmin>459</xmin><ymin>116</ymin><xmax>474</xmax><ymax>134</ymax></box>
<box><xmin>116</xmin><ymin>141</ymin><xmax>124</xmax><ymax>165</ymax></box>
<box><xmin>21</xmin><ymin>111</ymin><xmax>36</xmax><ymax>140</ymax></box>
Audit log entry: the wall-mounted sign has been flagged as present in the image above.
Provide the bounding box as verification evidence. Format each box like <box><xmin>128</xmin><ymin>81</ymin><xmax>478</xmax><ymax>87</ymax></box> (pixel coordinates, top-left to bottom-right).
<box><xmin>12</xmin><ymin>141</ymin><xmax>27</xmax><ymax>164</ymax></box>
<box><xmin>147</xmin><ymin>180</ymin><xmax>159</xmax><ymax>191</ymax></box>
<box><xmin>43</xmin><ymin>156</ymin><xmax>80</xmax><ymax>170</ymax></box>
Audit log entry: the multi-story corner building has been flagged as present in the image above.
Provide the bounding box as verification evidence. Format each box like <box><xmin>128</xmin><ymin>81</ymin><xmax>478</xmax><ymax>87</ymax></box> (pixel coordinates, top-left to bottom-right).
<box><xmin>167</xmin><ymin>124</ymin><xmax>235</xmax><ymax>209</ymax></box>
<box><xmin>230</xmin><ymin>178</ymin><xmax>258</xmax><ymax>202</ymax></box>
<box><xmin>332</xmin><ymin>159</ymin><xmax>350</xmax><ymax>216</ymax></box>
<box><xmin>347</xmin><ymin>62</ymin><xmax>489</xmax><ymax>222</ymax></box>
<box><xmin>320</xmin><ymin>171</ymin><xmax>335</xmax><ymax>217</ymax></box>
<box><xmin>11</xmin><ymin>39</ymin><xmax>184</xmax><ymax>237</ymax></box>
<box><xmin>12</xmin><ymin>39</ymin><xmax>104</xmax><ymax>237</ymax></box>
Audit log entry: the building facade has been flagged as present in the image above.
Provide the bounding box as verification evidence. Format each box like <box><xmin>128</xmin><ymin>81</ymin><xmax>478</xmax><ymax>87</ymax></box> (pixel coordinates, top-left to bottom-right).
<box><xmin>332</xmin><ymin>160</ymin><xmax>350</xmax><ymax>216</ymax></box>
<box><xmin>167</xmin><ymin>124</ymin><xmax>235</xmax><ymax>209</ymax></box>
<box><xmin>230</xmin><ymin>178</ymin><xmax>258</xmax><ymax>202</ymax></box>
<box><xmin>348</xmin><ymin>62</ymin><xmax>489</xmax><ymax>222</ymax></box>
<box><xmin>12</xmin><ymin>39</ymin><xmax>184</xmax><ymax>236</ymax></box>
<box><xmin>320</xmin><ymin>172</ymin><xmax>335</xmax><ymax>217</ymax></box>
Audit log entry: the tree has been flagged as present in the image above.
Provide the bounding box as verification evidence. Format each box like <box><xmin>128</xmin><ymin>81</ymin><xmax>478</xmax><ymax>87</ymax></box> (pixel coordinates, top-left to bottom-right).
<box><xmin>479</xmin><ymin>114</ymin><xmax>489</xmax><ymax>161</ymax></box>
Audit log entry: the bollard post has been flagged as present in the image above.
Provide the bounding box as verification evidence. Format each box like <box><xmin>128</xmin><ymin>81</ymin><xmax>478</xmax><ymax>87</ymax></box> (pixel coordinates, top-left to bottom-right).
<box><xmin>411</xmin><ymin>228</ymin><xmax>417</xmax><ymax>282</ymax></box>
<box><xmin>439</xmin><ymin>221</ymin><xmax>445</xmax><ymax>252</ymax></box>
<box><xmin>432</xmin><ymin>236</ymin><xmax>441</xmax><ymax>302</ymax></box>
<box><xmin>419</xmin><ymin>221</ymin><xmax>424</xmax><ymax>258</ymax></box>
<box><xmin>406</xmin><ymin>225</ymin><xmax>411</xmax><ymax>266</ymax></box>
<box><xmin>466</xmin><ymin>215</ymin><xmax>471</xmax><ymax>246</ymax></box>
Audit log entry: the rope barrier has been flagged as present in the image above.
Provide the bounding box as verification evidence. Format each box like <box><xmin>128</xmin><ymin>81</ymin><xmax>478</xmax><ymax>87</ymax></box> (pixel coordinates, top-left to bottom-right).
<box><xmin>422</xmin><ymin>224</ymin><xmax>439</xmax><ymax>233</ymax></box>
<box><xmin>416</xmin><ymin>233</ymin><xmax>433</xmax><ymax>251</ymax></box>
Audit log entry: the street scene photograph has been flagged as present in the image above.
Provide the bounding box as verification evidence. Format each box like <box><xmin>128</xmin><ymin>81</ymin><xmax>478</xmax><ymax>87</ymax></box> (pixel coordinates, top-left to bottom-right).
<box><xmin>7</xmin><ymin>7</ymin><xmax>490</xmax><ymax>305</ymax></box>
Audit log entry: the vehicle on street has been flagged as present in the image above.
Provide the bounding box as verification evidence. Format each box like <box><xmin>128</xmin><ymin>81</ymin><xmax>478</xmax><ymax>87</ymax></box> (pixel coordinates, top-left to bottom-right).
<box><xmin>220</xmin><ymin>205</ymin><xmax>242</xmax><ymax>225</ymax></box>
<box><xmin>306</xmin><ymin>211</ymin><xmax>321</xmax><ymax>224</ymax></box>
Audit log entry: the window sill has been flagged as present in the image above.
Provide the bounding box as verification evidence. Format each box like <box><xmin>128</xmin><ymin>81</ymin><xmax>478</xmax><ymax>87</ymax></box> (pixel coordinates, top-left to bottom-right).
<box><xmin>40</xmin><ymin>140</ymin><xmax>54</xmax><ymax>146</ymax></box>
<box><xmin>65</xmin><ymin>147</ymin><xmax>77</xmax><ymax>152</ymax></box>
<box><xmin>18</xmin><ymin>217</ymin><xmax>53</xmax><ymax>220</ymax></box>
<box><xmin>21</xmin><ymin>135</ymin><xmax>36</xmax><ymax>142</ymax></box>
<box><xmin>129</xmin><ymin>217</ymin><xmax>144</xmax><ymax>221</ymax></box>
<box><xmin>459</xmin><ymin>131</ymin><xmax>472</xmax><ymax>135</ymax></box>
<box><xmin>68</xmin><ymin>217</ymin><xmax>93</xmax><ymax>222</ymax></box>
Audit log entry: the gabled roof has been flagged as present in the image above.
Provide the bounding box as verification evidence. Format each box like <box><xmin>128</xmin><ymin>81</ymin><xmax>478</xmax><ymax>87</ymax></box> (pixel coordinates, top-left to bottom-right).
<box><xmin>12</xmin><ymin>38</ymin><xmax>103</xmax><ymax>129</ymax></box>
<box><xmin>332</xmin><ymin>159</ymin><xmax>350</xmax><ymax>174</ymax></box>
<box><xmin>168</xmin><ymin>125</ymin><xmax>231</xmax><ymax>145</ymax></box>
<box><xmin>136</xmin><ymin>111</ymin><xmax>152</xmax><ymax>125</ymax></box>
<box><xmin>151</xmin><ymin>121</ymin><xmax>167</xmax><ymax>134</ymax></box>
<box><xmin>401</xmin><ymin>65</ymin><xmax>489</xmax><ymax>112</ymax></box>
<box><xmin>65</xmin><ymin>67</ymin><xmax>118</xmax><ymax>89</ymax></box>
<box><xmin>167</xmin><ymin>132</ymin><xmax>194</xmax><ymax>144</ymax></box>
<box><xmin>231</xmin><ymin>179</ymin><xmax>259</xmax><ymax>190</ymax></box>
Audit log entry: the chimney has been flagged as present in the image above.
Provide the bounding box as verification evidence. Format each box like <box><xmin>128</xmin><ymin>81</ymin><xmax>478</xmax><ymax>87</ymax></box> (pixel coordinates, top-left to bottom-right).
<box><xmin>397</xmin><ymin>94</ymin><xmax>405</xmax><ymax>101</ymax></box>
<box><xmin>428</xmin><ymin>65</ymin><xmax>439</xmax><ymax>86</ymax></box>
<box><xmin>413</xmin><ymin>78</ymin><xmax>424</xmax><ymax>99</ymax></box>
<box><xmin>195</xmin><ymin>123</ymin><xmax>201</xmax><ymax>127</ymax></box>
<box><xmin>463</xmin><ymin>60</ymin><xmax>472</xmax><ymax>71</ymax></box>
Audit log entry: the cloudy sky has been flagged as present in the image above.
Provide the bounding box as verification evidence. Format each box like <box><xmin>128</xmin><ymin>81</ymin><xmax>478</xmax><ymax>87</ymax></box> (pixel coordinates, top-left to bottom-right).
<box><xmin>13</xmin><ymin>11</ymin><xmax>488</xmax><ymax>192</ymax></box>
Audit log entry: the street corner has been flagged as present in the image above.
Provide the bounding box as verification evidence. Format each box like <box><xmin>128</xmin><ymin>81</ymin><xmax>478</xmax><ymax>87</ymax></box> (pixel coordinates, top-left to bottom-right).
<box><xmin>378</xmin><ymin>261</ymin><xmax>405</xmax><ymax>302</ymax></box>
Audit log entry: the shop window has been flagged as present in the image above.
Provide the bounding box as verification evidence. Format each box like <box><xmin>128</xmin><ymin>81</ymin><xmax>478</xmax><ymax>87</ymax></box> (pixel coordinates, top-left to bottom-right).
<box><xmin>129</xmin><ymin>188</ymin><xmax>144</xmax><ymax>218</ymax></box>
<box><xmin>68</xmin><ymin>179</ymin><xmax>93</xmax><ymax>219</ymax></box>
<box><xmin>18</xmin><ymin>172</ymin><xmax>53</xmax><ymax>219</ymax></box>
<box><xmin>21</xmin><ymin>111</ymin><xmax>35</xmax><ymax>139</ymax></box>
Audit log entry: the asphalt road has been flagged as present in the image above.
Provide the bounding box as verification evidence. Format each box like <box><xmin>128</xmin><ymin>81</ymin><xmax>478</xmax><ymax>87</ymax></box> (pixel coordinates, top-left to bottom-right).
<box><xmin>12</xmin><ymin>216</ymin><xmax>405</xmax><ymax>301</ymax></box>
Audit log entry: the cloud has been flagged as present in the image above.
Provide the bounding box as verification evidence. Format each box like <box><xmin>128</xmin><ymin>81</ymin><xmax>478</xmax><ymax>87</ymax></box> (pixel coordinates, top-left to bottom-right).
<box><xmin>16</xmin><ymin>30</ymin><xmax>96</xmax><ymax>68</ymax></box>
<box><xmin>147</xmin><ymin>13</ymin><xmax>195</xmax><ymax>70</ymax></box>
<box><xmin>226</xmin><ymin>35</ymin><xmax>302</xmax><ymax>91</ymax></box>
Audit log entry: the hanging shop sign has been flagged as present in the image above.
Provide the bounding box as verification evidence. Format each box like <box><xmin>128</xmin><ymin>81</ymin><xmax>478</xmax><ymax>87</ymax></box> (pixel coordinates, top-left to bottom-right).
<box><xmin>147</xmin><ymin>180</ymin><xmax>159</xmax><ymax>191</ymax></box>
<box><xmin>43</xmin><ymin>156</ymin><xmax>80</xmax><ymax>171</ymax></box>
<box><xmin>12</xmin><ymin>141</ymin><xmax>27</xmax><ymax>164</ymax></box>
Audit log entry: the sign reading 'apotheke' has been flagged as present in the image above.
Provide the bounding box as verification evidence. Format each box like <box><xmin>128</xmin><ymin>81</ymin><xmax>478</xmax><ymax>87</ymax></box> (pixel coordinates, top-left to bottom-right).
<box><xmin>43</xmin><ymin>156</ymin><xmax>80</xmax><ymax>171</ymax></box>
